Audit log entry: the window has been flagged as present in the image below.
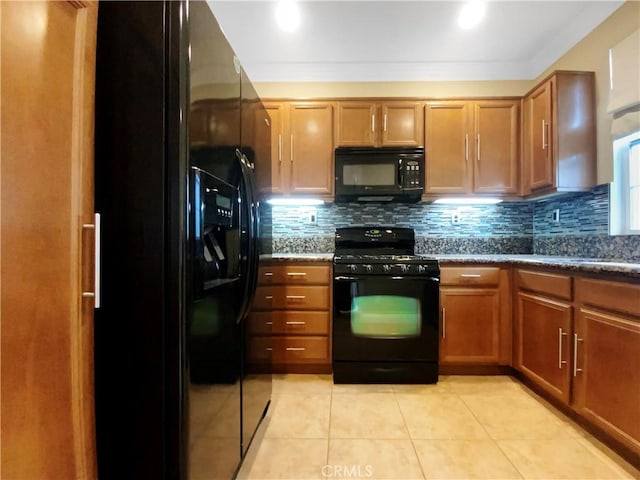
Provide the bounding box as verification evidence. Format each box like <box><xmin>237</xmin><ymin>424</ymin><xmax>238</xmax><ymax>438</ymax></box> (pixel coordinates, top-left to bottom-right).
<box><xmin>610</xmin><ymin>131</ymin><xmax>640</xmax><ymax>235</ymax></box>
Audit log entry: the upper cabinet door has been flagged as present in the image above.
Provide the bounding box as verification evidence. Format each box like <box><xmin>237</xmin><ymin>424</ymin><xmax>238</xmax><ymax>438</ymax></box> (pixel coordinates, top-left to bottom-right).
<box><xmin>526</xmin><ymin>81</ymin><xmax>553</xmax><ymax>191</ymax></box>
<box><xmin>425</xmin><ymin>102</ymin><xmax>471</xmax><ymax>194</ymax></box>
<box><xmin>253</xmin><ymin>104</ymin><xmax>275</xmax><ymax>197</ymax></box>
<box><xmin>289</xmin><ymin>102</ymin><xmax>334</xmax><ymax>195</ymax></box>
<box><xmin>335</xmin><ymin>100</ymin><xmax>423</xmax><ymax>147</ymax></box>
<box><xmin>336</xmin><ymin>102</ymin><xmax>377</xmax><ymax>146</ymax></box>
<box><xmin>380</xmin><ymin>102</ymin><xmax>423</xmax><ymax>147</ymax></box>
<box><xmin>473</xmin><ymin>100</ymin><xmax>519</xmax><ymax>194</ymax></box>
<box><xmin>262</xmin><ymin>103</ymin><xmax>288</xmax><ymax>195</ymax></box>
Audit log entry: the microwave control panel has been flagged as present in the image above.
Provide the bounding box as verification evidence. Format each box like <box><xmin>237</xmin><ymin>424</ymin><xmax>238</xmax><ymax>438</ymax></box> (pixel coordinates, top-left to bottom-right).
<box><xmin>401</xmin><ymin>160</ymin><xmax>422</xmax><ymax>187</ymax></box>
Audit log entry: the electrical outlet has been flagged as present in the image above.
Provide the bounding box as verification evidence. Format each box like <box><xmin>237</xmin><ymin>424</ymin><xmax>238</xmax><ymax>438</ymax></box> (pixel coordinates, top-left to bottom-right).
<box><xmin>308</xmin><ymin>212</ymin><xmax>317</xmax><ymax>225</ymax></box>
<box><xmin>552</xmin><ymin>209</ymin><xmax>560</xmax><ymax>223</ymax></box>
<box><xmin>451</xmin><ymin>212</ymin><xmax>461</xmax><ymax>224</ymax></box>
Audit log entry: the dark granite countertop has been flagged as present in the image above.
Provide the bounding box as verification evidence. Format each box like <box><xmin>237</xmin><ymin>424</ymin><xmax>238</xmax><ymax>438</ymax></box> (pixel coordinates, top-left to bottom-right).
<box><xmin>427</xmin><ymin>254</ymin><xmax>640</xmax><ymax>279</ymax></box>
<box><xmin>268</xmin><ymin>253</ymin><xmax>640</xmax><ymax>279</ymax></box>
<box><xmin>268</xmin><ymin>253</ymin><xmax>334</xmax><ymax>262</ymax></box>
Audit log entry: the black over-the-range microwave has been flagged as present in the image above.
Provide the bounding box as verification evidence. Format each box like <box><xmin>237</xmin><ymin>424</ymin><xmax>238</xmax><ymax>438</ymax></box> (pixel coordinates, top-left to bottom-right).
<box><xmin>334</xmin><ymin>146</ymin><xmax>425</xmax><ymax>203</ymax></box>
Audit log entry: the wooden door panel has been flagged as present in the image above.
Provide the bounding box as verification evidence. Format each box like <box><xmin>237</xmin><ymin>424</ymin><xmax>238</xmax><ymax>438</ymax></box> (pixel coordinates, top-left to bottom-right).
<box><xmin>425</xmin><ymin>102</ymin><xmax>470</xmax><ymax>194</ymax></box>
<box><xmin>518</xmin><ymin>292</ymin><xmax>571</xmax><ymax>403</ymax></box>
<box><xmin>441</xmin><ymin>288</ymin><xmax>500</xmax><ymax>364</ymax></box>
<box><xmin>336</xmin><ymin>102</ymin><xmax>376</xmax><ymax>146</ymax></box>
<box><xmin>1</xmin><ymin>2</ymin><xmax>98</xmax><ymax>479</ymax></box>
<box><xmin>575</xmin><ymin>309</ymin><xmax>640</xmax><ymax>449</ymax></box>
<box><xmin>263</xmin><ymin>103</ymin><xmax>287</xmax><ymax>194</ymax></box>
<box><xmin>254</xmin><ymin>104</ymin><xmax>274</xmax><ymax>196</ymax></box>
<box><xmin>473</xmin><ymin>101</ymin><xmax>519</xmax><ymax>193</ymax></box>
<box><xmin>290</xmin><ymin>103</ymin><xmax>334</xmax><ymax>195</ymax></box>
<box><xmin>381</xmin><ymin>102</ymin><xmax>423</xmax><ymax>147</ymax></box>
<box><xmin>528</xmin><ymin>82</ymin><xmax>553</xmax><ymax>190</ymax></box>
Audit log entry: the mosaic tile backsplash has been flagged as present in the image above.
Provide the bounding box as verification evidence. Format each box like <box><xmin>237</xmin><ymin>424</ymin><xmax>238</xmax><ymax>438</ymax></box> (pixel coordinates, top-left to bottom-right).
<box><xmin>268</xmin><ymin>183</ymin><xmax>640</xmax><ymax>262</ymax></box>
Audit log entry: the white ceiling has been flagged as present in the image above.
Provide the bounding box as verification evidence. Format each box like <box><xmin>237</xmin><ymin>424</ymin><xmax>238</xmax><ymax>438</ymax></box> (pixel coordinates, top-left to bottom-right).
<box><xmin>207</xmin><ymin>0</ymin><xmax>624</xmax><ymax>82</ymax></box>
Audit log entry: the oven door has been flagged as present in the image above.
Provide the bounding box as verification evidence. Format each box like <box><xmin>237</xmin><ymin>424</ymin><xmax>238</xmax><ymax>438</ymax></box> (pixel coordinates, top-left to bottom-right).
<box><xmin>333</xmin><ymin>274</ymin><xmax>439</xmax><ymax>362</ymax></box>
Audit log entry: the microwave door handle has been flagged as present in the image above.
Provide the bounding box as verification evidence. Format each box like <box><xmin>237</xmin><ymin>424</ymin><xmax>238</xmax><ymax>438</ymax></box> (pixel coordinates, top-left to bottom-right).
<box><xmin>398</xmin><ymin>159</ymin><xmax>404</xmax><ymax>188</ymax></box>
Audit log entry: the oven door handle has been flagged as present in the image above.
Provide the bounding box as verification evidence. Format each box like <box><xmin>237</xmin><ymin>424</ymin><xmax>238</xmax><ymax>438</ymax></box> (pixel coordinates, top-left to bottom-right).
<box><xmin>335</xmin><ymin>275</ymin><xmax>439</xmax><ymax>282</ymax></box>
<box><xmin>334</xmin><ymin>275</ymin><xmax>359</xmax><ymax>281</ymax></box>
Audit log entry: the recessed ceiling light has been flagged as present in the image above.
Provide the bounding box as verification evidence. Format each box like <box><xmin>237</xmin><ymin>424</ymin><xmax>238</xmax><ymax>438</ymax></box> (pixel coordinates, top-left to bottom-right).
<box><xmin>275</xmin><ymin>0</ymin><xmax>300</xmax><ymax>32</ymax></box>
<box><xmin>458</xmin><ymin>1</ymin><xmax>486</xmax><ymax>30</ymax></box>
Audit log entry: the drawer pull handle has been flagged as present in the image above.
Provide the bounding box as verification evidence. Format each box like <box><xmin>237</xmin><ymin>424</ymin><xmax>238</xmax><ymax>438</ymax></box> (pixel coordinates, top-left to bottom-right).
<box><xmin>460</xmin><ymin>274</ymin><xmax>481</xmax><ymax>278</ymax></box>
<box><xmin>264</xmin><ymin>272</ymin><xmax>273</xmax><ymax>277</ymax></box>
<box><xmin>286</xmin><ymin>347</ymin><xmax>305</xmax><ymax>351</ymax></box>
<box><xmin>285</xmin><ymin>321</ymin><xmax>306</xmax><ymax>325</ymax></box>
<box><xmin>266</xmin><ymin>347</ymin><xmax>273</xmax><ymax>351</ymax></box>
<box><xmin>286</xmin><ymin>272</ymin><xmax>307</xmax><ymax>277</ymax></box>
<box><xmin>265</xmin><ymin>321</ymin><xmax>273</xmax><ymax>325</ymax></box>
<box><xmin>286</xmin><ymin>295</ymin><xmax>306</xmax><ymax>299</ymax></box>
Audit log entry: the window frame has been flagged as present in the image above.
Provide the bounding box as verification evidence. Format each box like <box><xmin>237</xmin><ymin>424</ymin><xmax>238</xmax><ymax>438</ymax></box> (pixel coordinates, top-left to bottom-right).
<box><xmin>610</xmin><ymin>131</ymin><xmax>640</xmax><ymax>235</ymax></box>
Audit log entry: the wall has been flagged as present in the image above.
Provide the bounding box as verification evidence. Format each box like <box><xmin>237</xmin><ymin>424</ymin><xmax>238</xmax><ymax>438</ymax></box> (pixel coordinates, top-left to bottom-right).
<box><xmin>253</xmin><ymin>80</ymin><xmax>531</xmax><ymax>99</ymax></box>
<box><xmin>533</xmin><ymin>185</ymin><xmax>640</xmax><ymax>261</ymax></box>
<box><xmin>537</xmin><ymin>1</ymin><xmax>640</xmax><ymax>184</ymax></box>
<box><xmin>254</xmin><ymin>1</ymin><xmax>640</xmax><ymax>184</ymax></box>
<box><xmin>270</xmin><ymin>202</ymin><xmax>533</xmax><ymax>255</ymax></box>
<box><xmin>270</xmin><ymin>187</ymin><xmax>640</xmax><ymax>261</ymax></box>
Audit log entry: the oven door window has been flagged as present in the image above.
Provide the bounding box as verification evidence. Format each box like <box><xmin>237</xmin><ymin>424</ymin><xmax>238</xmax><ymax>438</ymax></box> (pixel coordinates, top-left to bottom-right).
<box><xmin>333</xmin><ymin>275</ymin><xmax>439</xmax><ymax>362</ymax></box>
<box><xmin>351</xmin><ymin>295</ymin><xmax>421</xmax><ymax>338</ymax></box>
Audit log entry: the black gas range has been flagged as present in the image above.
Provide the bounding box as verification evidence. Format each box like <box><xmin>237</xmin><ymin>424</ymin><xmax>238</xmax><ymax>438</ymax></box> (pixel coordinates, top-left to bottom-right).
<box><xmin>332</xmin><ymin>227</ymin><xmax>440</xmax><ymax>384</ymax></box>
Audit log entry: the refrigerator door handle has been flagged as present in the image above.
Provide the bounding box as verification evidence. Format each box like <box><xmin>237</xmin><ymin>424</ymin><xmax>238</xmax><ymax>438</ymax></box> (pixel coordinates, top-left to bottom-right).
<box><xmin>235</xmin><ymin>149</ymin><xmax>260</xmax><ymax>323</ymax></box>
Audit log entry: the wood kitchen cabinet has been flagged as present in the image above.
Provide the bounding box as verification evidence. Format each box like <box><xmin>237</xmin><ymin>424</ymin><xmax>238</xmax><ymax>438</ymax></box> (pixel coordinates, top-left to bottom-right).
<box><xmin>515</xmin><ymin>269</ymin><xmax>573</xmax><ymax>404</ymax></box>
<box><xmin>261</xmin><ymin>101</ymin><xmax>334</xmax><ymax>197</ymax></box>
<box><xmin>439</xmin><ymin>266</ymin><xmax>512</xmax><ymax>366</ymax></box>
<box><xmin>424</xmin><ymin>100</ymin><xmax>519</xmax><ymax>195</ymax></box>
<box><xmin>522</xmin><ymin>71</ymin><xmax>596</xmax><ymax>196</ymax></box>
<box><xmin>1</xmin><ymin>2</ymin><xmax>98</xmax><ymax>478</ymax></box>
<box><xmin>336</xmin><ymin>100</ymin><xmax>423</xmax><ymax>147</ymax></box>
<box><xmin>574</xmin><ymin>278</ymin><xmax>640</xmax><ymax>459</ymax></box>
<box><xmin>247</xmin><ymin>262</ymin><xmax>332</xmax><ymax>373</ymax></box>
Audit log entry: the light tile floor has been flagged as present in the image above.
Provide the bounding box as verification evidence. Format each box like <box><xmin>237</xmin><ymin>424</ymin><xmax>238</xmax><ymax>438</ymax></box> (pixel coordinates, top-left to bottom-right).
<box><xmin>237</xmin><ymin>375</ymin><xmax>640</xmax><ymax>480</ymax></box>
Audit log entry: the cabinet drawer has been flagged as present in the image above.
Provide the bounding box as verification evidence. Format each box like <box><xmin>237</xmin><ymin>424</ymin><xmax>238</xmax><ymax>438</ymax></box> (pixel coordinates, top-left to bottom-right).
<box><xmin>516</xmin><ymin>269</ymin><xmax>572</xmax><ymax>300</ymax></box>
<box><xmin>248</xmin><ymin>336</ymin><xmax>330</xmax><ymax>364</ymax></box>
<box><xmin>258</xmin><ymin>265</ymin><xmax>331</xmax><ymax>285</ymax></box>
<box><xmin>441</xmin><ymin>267</ymin><xmax>500</xmax><ymax>286</ymax></box>
<box><xmin>576</xmin><ymin>278</ymin><xmax>640</xmax><ymax>317</ymax></box>
<box><xmin>247</xmin><ymin>311</ymin><xmax>330</xmax><ymax>335</ymax></box>
<box><xmin>253</xmin><ymin>285</ymin><xmax>330</xmax><ymax>310</ymax></box>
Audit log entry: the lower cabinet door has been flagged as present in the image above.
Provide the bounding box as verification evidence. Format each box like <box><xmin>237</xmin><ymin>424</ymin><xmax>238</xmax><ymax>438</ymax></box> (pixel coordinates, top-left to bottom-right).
<box><xmin>440</xmin><ymin>288</ymin><xmax>500</xmax><ymax>364</ymax></box>
<box><xmin>573</xmin><ymin>307</ymin><xmax>640</xmax><ymax>455</ymax></box>
<box><xmin>517</xmin><ymin>292</ymin><xmax>572</xmax><ymax>403</ymax></box>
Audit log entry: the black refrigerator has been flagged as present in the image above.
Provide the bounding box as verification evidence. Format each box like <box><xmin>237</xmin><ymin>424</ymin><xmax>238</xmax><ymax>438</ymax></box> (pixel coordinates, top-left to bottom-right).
<box><xmin>94</xmin><ymin>2</ymin><xmax>272</xmax><ymax>479</ymax></box>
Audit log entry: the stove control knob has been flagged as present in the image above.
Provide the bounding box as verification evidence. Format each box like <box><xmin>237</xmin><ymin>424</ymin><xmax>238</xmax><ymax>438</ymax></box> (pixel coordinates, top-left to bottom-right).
<box><xmin>348</xmin><ymin>264</ymin><xmax>358</xmax><ymax>273</ymax></box>
<box><xmin>399</xmin><ymin>264</ymin><xmax>410</xmax><ymax>273</ymax></box>
<box><xmin>382</xmin><ymin>264</ymin><xmax>391</xmax><ymax>273</ymax></box>
<box><xmin>418</xmin><ymin>265</ymin><xmax>426</xmax><ymax>273</ymax></box>
<box><xmin>364</xmin><ymin>264</ymin><xmax>373</xmax><ymax>273</ymax></box>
